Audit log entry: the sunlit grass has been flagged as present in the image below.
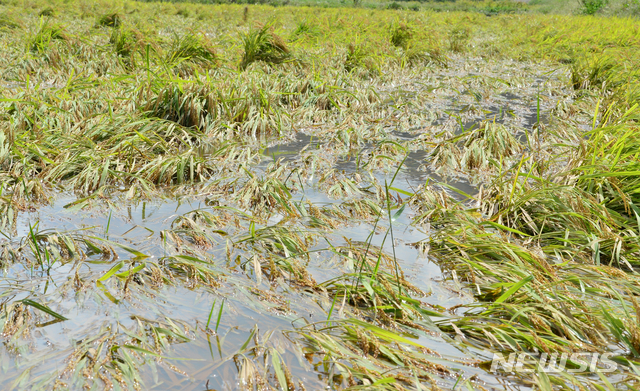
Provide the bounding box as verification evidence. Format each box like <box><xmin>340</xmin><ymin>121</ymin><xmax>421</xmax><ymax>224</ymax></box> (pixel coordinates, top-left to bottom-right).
<box><xmin>0</xmin><ymin>0</ymin><xmax>639</xmax><ymax>389</ymax></box>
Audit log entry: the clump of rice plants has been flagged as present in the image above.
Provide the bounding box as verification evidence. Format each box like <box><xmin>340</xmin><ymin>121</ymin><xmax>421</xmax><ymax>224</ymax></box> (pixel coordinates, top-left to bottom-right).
<box><xmin>96</xmin><ymin>13</ymin><xmax>122</xmax><ymax>28</ymax></box>
<box><xmin>0</xmin><ymin>15</ymin><xmax>20</xmax><ymax>30</ymax></box>
<box><xmin>29</xmin><ymin>21</ymin><xmax>66</xmax><ymax>52</ymax></box>
<box><xmin>404</xmin><ymin>44</ymin><xmax>447</xmax><ymax>66</ymax></box>
<box><xmin>166</xmin><ymin>33</ymin><xmax>217</xmax><ymax>67</ymax></box>
<box><xmin>460</xmin><ymin>122</ymin><xmax>523</xmax><ymax>170</ymax></box>
<box><xmin>344</xmin><ymin>43</ymin><xmax>379</xmax><ymax>74</ymax></box>
<box><xmin>289</xmin><ymin>20</ymin><xmax>320</xmax><ymax>41</ymax></box>
<box><xmin>389</xmin><ymin>21</ymin><xmax>412</xmax><ymax>50</ymax></box>
<box><xmin>399</xmin><ymin>28</ymin><xmax>446</xmax><ymax>66</ymax></box>
<box><xmin>295</xmin><ymin>319</ymin><xmax>453</xmax><ymax>388</ymax></box>
<box><xmin>0</xmin><ymin>132</ymin><xmax>10</xmax><ymax>170</ymax></box>
<box><xmin>109</xmin><ymin>25</ymin><xmax>144</xmax><ymax>59</ymax></box>
<box><xmin>38</xmin><ymin>7</ymin><xmax>55</xmax><ymax>17</ymax></box>
<box><xmin>344</xmin><ymin>43</ymin><xmax>365</xmax><ymax>72</ymax></box>
<box><xmin>575</xmin><ymin>123</ymin><xmax>640</xmax><ymax>222</ymax></box>
<box><xmin>175</xmin><ymin>7</ymin><xmax>191</xmax><ymax>18</ymax></box>
<box><xmin>571</xmin><ymin>55</ymin><xmax>616</xmax><ymax>90</ymax></box>
<box><xmin>145</xmin><ymin>84</ymin><xmax>212</xmax><ymax>128</ymax></box>
<box><xmin>239</xmin><ymin>23</ymin><xmax>290</xmax><ymax>70</ymax></box>
<box><xmin>448</xmin><ymin>25</ymin><xmax>471</xmax><ymax>52</ymax></box>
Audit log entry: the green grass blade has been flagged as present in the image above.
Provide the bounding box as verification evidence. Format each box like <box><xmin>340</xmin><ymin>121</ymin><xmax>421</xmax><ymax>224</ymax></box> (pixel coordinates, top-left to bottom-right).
<box><xmin>21</xmin><ymin>299</ymin><xmax>68</xmax><ymax>321</ymax></box>
<box><xmin>97</xmin><ymin>261</ymin><xmax>124</xmax><ymax>282</ymax></box>
<box><xmin>494</xmin><ymin>275</ymin><xmax>534</xmax><ymax>304</ymax></box>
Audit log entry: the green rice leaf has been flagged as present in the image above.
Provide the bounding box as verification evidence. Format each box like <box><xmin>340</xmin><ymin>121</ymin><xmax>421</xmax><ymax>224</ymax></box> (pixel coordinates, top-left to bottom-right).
<box><xmin>115</xmin><ymin>263</ymin><xmax>146</xmax><ymax>279</ymax></box>
<box><xmin>391</xmin><ymin>203</ymin><xmax>407</xmax><ymax>222</ymax></box>
<box><xmin>91</xmin><ymin>237</ymin><xmax>149</xmax><ymax>259</ymax></box>
<box><xmin>271</xmin><ymin>350</ymin><xmax>288</xmax><ymax>391</ymax></box>
<box><xmin>346</xmin><ymin>319</ymin><xmax>421</xmax><ymax>347</ymax></box>
<box><xmin>21</xmin><ymin>299</ymin><xmax>68</xmax><ymax>321</ymax></box>
<box><xmin>481</xmin><ymin>221</ymin><xmax>530</xmax><ymax>237</ymax></box>
<box><xmin>372</xmin><ymin>377</ymin><xmax>396</xmax><ymax>385</ymax></box>
<box><xmin>494</xmin><ymin>275</ymin><xmax>534</xmax><ymax>304</ymax></box>
<box><xmin>98</xmin><ymin>261</ymin><xmax>124</xmax><ymax>282</ymax></box>
<box><xmin>388</xmin><ymin>186</ymin><xmax>414</xmax><ymax>197</ymax></box>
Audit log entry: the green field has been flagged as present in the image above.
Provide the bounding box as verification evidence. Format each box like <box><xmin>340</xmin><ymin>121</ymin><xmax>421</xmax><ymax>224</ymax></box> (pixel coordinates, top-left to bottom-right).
<box><xmin>123</xmin><ymin>0</ymin><xmax>640</xmax><ymax>15</ymax></box>
<box><xmin>1</xmin><ymin>0</ymin><xmax>640</xmax><ymax>390</ymax></box>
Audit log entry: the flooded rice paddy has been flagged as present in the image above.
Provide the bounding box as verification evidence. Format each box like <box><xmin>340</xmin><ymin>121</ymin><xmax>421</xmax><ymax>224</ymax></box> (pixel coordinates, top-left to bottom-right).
<box><xmin>2</xmin><ymin>3</ymin><xmax>640</xmax><ymax>391</ymax></box>
<box><xmin>1</xmin><ymin>56</ymin><xmax>565</xmax><ymax>389</ymax></box>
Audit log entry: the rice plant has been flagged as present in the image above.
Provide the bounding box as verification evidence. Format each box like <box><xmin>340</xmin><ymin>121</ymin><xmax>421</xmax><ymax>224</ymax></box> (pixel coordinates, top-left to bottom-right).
<box><xmin>289</xmin><ymin>20</ymin><xmax>320</xmax><ymax>41</ymax></box>
<box><xmin>166</xmin><ymin>32</ymin><xmax>218</xmax><ymax>67</ymax></box>
<box><xmin>29</xmin><ymin>20</ymin><xmax>66</xmax><ymax>52</ymax></box>
<box><xmin>389</xmin><ymin>21</ymin><xmax>412</xmax><ymax>50</ymax></box>
<box><xmin>38</xmin><ymin>7</ymin><xmax>55</xmax><ymax>17</ymax></box>
<box><xmin>0</xmin><ymin>15</ymin><xmax>20</xmax><ymax>30</ymax></box>
<box><xmin>448</xmin><ymin>25</ymin><xmax>470</xmax><ymax>53</ymax></box>
<box><xmin>96</xmin><ymin>12</ymin><xmax>122</xmax><ymax>28</ymax></box>
<box><xmin>239</xmin><ymin>23</ymin><xmax>290</xmax><ymax>70</ymax></box>
<box><xmin>109</xmin><ymin>25</ymin><xmax>144</xmax><ymax>58</ymax></box>
<box><xmin>344</xmin><ymin>42</ymin><xmax>378</xmax><ymax>74</ymax></box>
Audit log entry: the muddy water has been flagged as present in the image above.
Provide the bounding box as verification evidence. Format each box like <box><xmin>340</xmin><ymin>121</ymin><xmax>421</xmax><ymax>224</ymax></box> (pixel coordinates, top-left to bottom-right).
<box><xmin>0</xmin><ymin>58</ymin><xmax>570</xmax><ymax>391</ymax></box>
<box><xmin>0</xmin><ymin>152</ymin><xmax>511</xmax><ymax>390</ymax></box>
<box><xmin>0</xmin><ymin>191</ymin><xmax>478</xmax><ymax>390</ymax></box>
<box><xmin>1</xmin><ymin>193</ymin><xmax>462</xmax><ymax>389</ymax></box>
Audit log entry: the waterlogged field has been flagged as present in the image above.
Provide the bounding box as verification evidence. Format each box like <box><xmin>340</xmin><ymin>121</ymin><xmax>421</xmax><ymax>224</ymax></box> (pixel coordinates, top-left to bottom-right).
<box><xmin>1</xmin><ymin>1</ymin><xmax>640</xmax><ymax>390</ymax></box>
